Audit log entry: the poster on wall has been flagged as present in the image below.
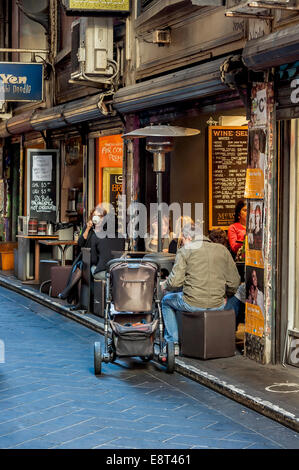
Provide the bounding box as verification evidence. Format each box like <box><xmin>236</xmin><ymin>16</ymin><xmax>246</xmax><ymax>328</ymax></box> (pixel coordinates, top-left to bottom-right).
<box><xmin>251</xmin><ymin>82</ymin><xmax>274</xmax><ymax>127</ymax></box>
<box><xmin>244</xmin><ymin>129</ymin><xmax>267</xmax><ymax>199</ymax></box>
<box><xmin>247</xmin><ymin>200</ymin><xmax>263</xmax><ymax>251</ymax></box>
<box><xmin>99</xmin><ymin>134</ymin><xmax>123</xmax><ymax>167</ymax></box>
<box><xmin>245</xmin><ymin>266</ymin><xmax>265</xmax><ymax>337</ymax></box>
<box><xmin>102</xmin><ymin>167</ymin><xmax>123</xmax><ymax>217</ymax></box>
<box><xmin>97</xmin><ymin>134</ymin><xmax>123</xmax><ymax>207</ymax></box>
<box><xmin>208</xmin><ymin>126</ymin><xmax>248</xmax><ymax>229</ymax></box>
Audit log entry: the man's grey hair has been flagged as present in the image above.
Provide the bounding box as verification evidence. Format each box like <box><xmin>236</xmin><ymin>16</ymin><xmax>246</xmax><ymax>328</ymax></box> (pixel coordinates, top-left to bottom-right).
<box><xmin>182</xmin><ymin>223</ymin><xmax>197</xmax><ymax>240</ymax></box>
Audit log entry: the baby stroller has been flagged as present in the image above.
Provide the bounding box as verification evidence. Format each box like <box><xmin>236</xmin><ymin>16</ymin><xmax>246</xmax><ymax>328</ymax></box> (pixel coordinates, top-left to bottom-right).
<box><xmin>93</xmin><ymin>257</ymin><xmax>175</xmax><ymax>375</ymax></box>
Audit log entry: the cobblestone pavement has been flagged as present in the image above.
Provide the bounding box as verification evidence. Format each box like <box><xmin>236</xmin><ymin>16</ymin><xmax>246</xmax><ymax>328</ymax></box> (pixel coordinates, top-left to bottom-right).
<box><xmin>0</xmin><ymin>286</ymin><xmax>298</xmax><ymax>450</ymax></box>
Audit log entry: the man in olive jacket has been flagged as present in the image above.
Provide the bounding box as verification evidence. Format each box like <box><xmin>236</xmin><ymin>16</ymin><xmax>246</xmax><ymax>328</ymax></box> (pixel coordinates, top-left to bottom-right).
<box><xmin>161</xmin><ymin>224</ymin><xmax>240</xmax><ymax>353</ymax></box>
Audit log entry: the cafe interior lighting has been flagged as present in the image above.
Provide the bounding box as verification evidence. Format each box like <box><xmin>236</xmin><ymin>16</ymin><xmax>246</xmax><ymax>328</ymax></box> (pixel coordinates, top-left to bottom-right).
<box><xmin>123</xmin><ymin>124</ymin><xmax>200</xmax><ymax>252</ymax></box>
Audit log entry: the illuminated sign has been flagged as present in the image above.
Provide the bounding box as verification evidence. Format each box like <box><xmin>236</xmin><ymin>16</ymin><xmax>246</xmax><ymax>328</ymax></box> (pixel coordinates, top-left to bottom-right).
<box><xmin>63</xmin><ymin>0</ymin><xmax>130</xmax><ymax>14</ymax></box>
<box><xmin>0</xmin><ymin>62</ymin><xmax>43</xmax><ymax>102</ymax></box>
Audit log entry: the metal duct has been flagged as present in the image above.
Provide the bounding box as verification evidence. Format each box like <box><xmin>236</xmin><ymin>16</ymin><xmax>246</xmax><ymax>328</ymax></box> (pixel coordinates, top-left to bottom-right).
<box><xmin>6</xmin><ymin>110</ymin><xmax>35</xmax><ymax>135</ymax></box>
<box><xmin>0</xmin><ymin>93</ymin><xmax>112</xmax><ymax>137</ymax></box>
<box><xmin>31</xmin><ymin>104</ymin><xmax>66</xmax><ymax>131</ymax></box>
<box><xmin>113</xmin><ymin>57</ymin><xmax>228</xmax><ymax>114</ymax></box>
<box><xmin>0</xmin><ymin>121</ymin><xmax>10</xmax><ymax>138</ymax></box>
<box><xmin>63</xmin><ymin>94</ymin><xmax>110</xmax><ymax>125</ymax></box>
<box><xmin>242</xmin><ymin>25</ymin><xmax>299</xmax><ymax>71</ymax></box>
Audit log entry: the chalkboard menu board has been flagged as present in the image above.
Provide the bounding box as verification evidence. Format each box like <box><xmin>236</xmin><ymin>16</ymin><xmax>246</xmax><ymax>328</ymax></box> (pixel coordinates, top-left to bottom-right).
<box><xmin>27</xmin><ymin>149</ymin><xmax>59</xmax><ymax>222</ymax></box>
<box><xmin>209</xmin><ymin>126</ymin><xmax>248</xmax><ymax>230</ymax></box>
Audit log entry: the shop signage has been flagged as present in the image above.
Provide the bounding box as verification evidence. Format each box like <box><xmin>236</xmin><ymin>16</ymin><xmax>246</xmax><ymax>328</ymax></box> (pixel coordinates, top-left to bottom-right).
<box><xmin>62</xmin><ymin>0</ymin><xmax>130</xmax><ymax>14</ymax></box>
<box><xmin>0</xmin><ymin>63</ymin><xmax>43</xmax><ymax>102</ymax></box>
<box><xmin>103</xmin><ymin>167</ymin><xmax>123</xmax><ymax>217</ymax></box>
<box><xmin>291</xmin><ymin>79</ymin><xmax>299</xmax><ymax>104</ymax></box>
<box><xmin>27</xmin><ymin>149</ymin><xmax>59</xmax><ymax>222</ymax></box>
<box><xmin>277</xmin><ymin>63</ymin><xmax>299</xmax><ymax>115</ymax></box>
<box><xmin>208</xmin><ymin>126</ymin><xmax>248</xmax><ymax>230</ymax></box>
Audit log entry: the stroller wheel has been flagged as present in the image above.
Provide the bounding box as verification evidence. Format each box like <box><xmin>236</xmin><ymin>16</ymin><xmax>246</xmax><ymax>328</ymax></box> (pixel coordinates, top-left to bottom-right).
<box><xmin>94</xmin><ymin>342</ymin><xmax>102</xmax><ymax>375</ymax></box>
<box><xmin>166</xmin><ymin>342</ymin><xmax>175</xmax><ymax>373</ymax></box>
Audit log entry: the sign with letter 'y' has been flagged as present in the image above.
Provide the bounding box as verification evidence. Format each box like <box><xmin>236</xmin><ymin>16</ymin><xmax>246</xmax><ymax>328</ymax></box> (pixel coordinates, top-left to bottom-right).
<box><xmin>0</xmin><ymin>62</ymin><xmax>43</xmax><ymax>102</ymax></box>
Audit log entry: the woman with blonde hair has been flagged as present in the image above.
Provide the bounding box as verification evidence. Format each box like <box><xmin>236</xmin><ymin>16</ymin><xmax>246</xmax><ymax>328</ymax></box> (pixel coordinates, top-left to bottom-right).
<box><xmin>168</xmin><ymin>215</ymin><xmax>194</xmax><ymax>253</ymax></box>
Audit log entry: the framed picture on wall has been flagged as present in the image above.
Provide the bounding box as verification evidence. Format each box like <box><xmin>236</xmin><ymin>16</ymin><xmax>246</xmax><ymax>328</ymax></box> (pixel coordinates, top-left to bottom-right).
<box><xmin>102</xmin><ymin>167</ymin><xmax>123</xmax><ymax>215</ymax></box>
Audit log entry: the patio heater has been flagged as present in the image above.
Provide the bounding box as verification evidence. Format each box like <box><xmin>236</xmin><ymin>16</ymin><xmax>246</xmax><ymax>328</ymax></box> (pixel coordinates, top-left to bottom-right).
<box><xmin>123</xmin><ymin>125</ymin><xmax>200</xmax><ymax>252</ymax></box>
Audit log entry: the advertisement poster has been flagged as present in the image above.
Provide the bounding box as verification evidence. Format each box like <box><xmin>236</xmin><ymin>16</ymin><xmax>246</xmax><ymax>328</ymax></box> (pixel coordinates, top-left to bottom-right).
<box><xmin>244</xmin><ymin>129</ymin><xmax>266</xmax><ymax>199</ymax></box>
<box><xmin>251</xmin><ymin>82</ymin><xmax>274</xmax><ymax>128</ymax></box>
<box><xmin>245</xmin><ymin>237</ymin><xmax>264</xmax><ymax>269</ymax></box>
<box><xmin>102</xmin><ymin>167</ymin><xmax>123</xmax><ymax>216</ymax></box>
<box><xmin>247</xmin><ymin>200</ymin><xmax>263</xmax><ymax>251</ymax></box>
<box><xmin>245</xmin><ymin>303</ymin><xmax>264</xmax><ymax>337</ymax></box>
<box><xmin>245</xmin><ymin>266</ymin><xmax>264</xmax><ymax>337</ymax></box>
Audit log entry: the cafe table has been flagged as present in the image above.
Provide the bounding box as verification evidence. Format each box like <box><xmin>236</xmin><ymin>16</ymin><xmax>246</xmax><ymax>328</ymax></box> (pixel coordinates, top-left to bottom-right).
<box><xmin>16</xmin><ymin>235</ymin><xmax>59</xmax><ymax>284</ymax></box>
<box><xmin>111</xmin><ymin>251</ymin><xmax>152</xmax><ymax>258</ymax></box>
<box><xmin>38</xmin><ymin>239</ymin><xmax>78</xmax><ymax>267</ymax></box>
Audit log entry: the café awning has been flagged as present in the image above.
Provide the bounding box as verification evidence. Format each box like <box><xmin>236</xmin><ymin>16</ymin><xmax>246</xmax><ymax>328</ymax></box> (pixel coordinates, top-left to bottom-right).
<box><xmin>242</xmin><ymin>24</ymin><xmax>299</xmax><ymax>71</ymax></box>
<box><xmin>0</xmin><ymin>93</ymin><xmax>114</xmax><ymax>137</ymax></box>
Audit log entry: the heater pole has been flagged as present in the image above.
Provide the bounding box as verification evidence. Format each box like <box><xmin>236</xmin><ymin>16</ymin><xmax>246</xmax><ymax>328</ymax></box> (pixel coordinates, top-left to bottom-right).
<box><xmin>156</xmin><ymin>171</ymin><xmax>163</xmax><ymax>252</ymax></box>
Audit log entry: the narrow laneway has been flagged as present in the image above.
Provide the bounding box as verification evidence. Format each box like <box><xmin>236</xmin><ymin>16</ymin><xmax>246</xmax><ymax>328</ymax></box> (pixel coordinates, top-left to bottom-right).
<box><xmin>0</xmin><ymin>287</ymin><xmax>298</xmax><ymax>449</ymax></box>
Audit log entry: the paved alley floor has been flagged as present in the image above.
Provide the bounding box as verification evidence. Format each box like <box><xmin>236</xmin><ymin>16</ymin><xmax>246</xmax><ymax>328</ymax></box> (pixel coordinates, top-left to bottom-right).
<box><xmin>0</xmin><ymin>286</ymin><xmax>298</xmax><ymax>450</ymax></box>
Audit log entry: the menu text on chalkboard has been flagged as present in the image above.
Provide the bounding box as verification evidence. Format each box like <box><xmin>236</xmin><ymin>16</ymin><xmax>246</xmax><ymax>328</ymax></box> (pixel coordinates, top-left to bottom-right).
<box><xmin>209</xmin><ymin>126</ymin><xmax>248</xmax><ymax>230</ymax></box>
<box><xmin>27</xmin><ymin>149</ymin><xmax>59</xmax><ymax>222</ymax></box>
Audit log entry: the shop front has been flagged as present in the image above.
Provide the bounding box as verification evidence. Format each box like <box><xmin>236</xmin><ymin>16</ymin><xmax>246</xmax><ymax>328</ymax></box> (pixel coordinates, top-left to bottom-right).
<box><xmin>242</xmin><ymin>24</ymin><xmax>299</xmax><ymax>366</ymax></box>
<box><xmin>0</xmin><ymin>93</ymin><xmax>123</xmax><ymax>283</ymax></box>
<box><xmin>114</xmin><ymin>56</ymin><xmax>248</xmax><ymax>235</ymax></box>
<box><xmin>275</xmin><ymin>63</ymin><xmax>299</xmax><ymax>368</ymax></box>
<box><xmin>114</xmin><ymin>54</ymin><xmax>254</xmax><ymax>354</ymax></box>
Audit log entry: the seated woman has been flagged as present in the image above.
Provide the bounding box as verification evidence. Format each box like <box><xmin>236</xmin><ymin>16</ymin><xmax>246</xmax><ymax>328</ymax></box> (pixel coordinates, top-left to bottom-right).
<box><xmin>145</xmin><ymin>214</ymin><xmax>172</xmax><ymax>253</ymax></box>
<box><xmin>228</xmin><ymin>199</ymin><xmax>247</xmax><ymax>258</ymax></box>
<box><xmin>58</xmin><ymin>205</ymin><xmax>106</xmax><ymax>304</ymax></box>
<box><xmin>90</xmin><ymin>212</ymin><xmax>126</xmax><ymax>281</ymax></box>
<box><xmin>209</xmin><ymin>227</ymin><xmax>244</xmax><ymax>328</ymax></box>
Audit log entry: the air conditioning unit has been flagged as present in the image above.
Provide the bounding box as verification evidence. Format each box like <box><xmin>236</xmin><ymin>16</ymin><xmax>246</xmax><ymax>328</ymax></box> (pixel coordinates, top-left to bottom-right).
<box><xmin>71</xmin><ymin>17</ymin><xmax>114</xmax><ymax>81</ymax></box>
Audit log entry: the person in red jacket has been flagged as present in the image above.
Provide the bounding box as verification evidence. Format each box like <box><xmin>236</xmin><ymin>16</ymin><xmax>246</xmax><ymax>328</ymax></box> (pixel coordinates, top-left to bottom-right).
<box><xmin>228</xmin><ymin>199</ymin><xmax>247</xmax><ymax>257</ymax></box>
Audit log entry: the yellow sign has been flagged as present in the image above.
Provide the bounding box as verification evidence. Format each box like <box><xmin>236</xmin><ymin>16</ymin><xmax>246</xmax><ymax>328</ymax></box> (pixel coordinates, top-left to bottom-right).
<box><xmin>245</xmin><ymin>238</ymin><xmax>264</xmax><ymax>269</ymax></box>
<box><xmin>244</xmin><ymin>168</ymin><xmax>264</xmax><ymax>199</ymax></box>
<box><xmin>245</xmin><ymin>303</ymin><xmax>264</xmax><ymax>337</ymax></box>
<box><xmin>69</xmin><ymin>0</ymin><xmax>130</xmax><ymax>11</ymax></box>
